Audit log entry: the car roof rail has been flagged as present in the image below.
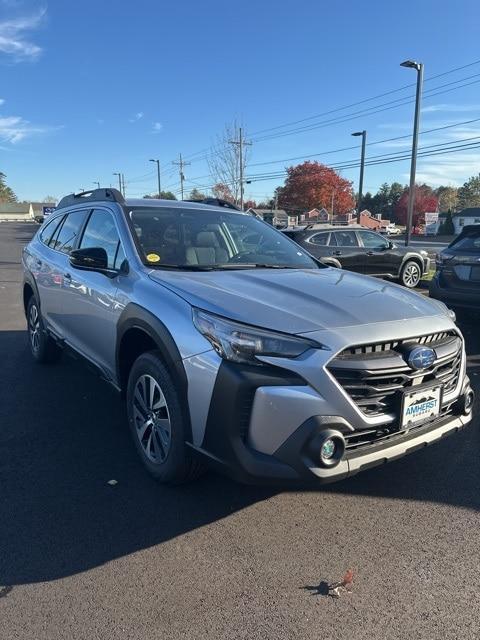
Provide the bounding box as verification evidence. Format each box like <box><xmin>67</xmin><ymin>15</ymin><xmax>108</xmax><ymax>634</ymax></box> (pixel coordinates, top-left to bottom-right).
<box><xmin>184</xmin><ymin>197</ymin><xmax>241</xmax><ymax>211</ymax></box>
<box><xmin>56</xmin><ymin>188</ymin><xmax>125</xmax><ymax>210</ymax></box>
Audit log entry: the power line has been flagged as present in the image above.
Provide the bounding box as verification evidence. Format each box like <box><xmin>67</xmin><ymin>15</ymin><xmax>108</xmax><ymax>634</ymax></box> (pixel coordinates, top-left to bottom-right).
<box><xmin>249</xmin><ymin>59</ymin><xmax>480</xmax><ymax>137</ymax></box>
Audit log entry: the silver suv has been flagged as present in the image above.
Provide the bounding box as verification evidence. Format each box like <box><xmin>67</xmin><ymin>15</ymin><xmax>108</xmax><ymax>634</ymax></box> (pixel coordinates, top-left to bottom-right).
<box><xmin>22</xmin><ymin>189</ymin><xmax>474</xmax><ymax>484</ymax></box>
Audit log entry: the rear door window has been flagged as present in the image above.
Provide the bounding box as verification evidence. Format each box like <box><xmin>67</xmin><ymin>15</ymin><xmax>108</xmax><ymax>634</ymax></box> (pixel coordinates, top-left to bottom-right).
<box><xmin>51</xmin><ymin>210</ymin><xmax>88</xmax><ymax>253</ymax></box>
<box><xmin>309</xmin><ymin>232</ymin><xmax>329</xmax><ymax>246</ymax></box>
<box><xmin>333</xmin><ymin>230</ymin><xmax>359</xmax><ymax>247</ymax></box>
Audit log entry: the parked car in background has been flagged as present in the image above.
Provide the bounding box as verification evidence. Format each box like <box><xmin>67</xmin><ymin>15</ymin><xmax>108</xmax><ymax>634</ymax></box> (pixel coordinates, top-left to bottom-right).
<box><xmin>22</xmin><ymin>189</ymin><xmax>472</xmax><ymax>485</ymax></box>
<box><xmin>430</xmin><ymin>225</ymin><xmax>480</xmax><ymax>311</ymax></box>
<box><xmin>282</xmin><ymin>224</ymin><xmax>430</xmax><ymax>288</ymax></box>
<box><xmin>385</xmin><ymin>224</ymin><xmax>402</xmax><ymax>236</ymax></box>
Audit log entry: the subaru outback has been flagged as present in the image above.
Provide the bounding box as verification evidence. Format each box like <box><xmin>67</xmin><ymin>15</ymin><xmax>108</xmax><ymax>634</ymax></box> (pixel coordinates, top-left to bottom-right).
<box><xmin>22</xmin><ymin>189</ymin><xmax>474</xmax><ymax>484</ymax></box>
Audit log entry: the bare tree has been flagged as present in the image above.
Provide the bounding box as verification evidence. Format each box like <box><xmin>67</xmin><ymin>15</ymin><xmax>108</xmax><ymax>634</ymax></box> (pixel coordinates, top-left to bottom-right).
<box><xmin>208</xmin><ymin>120</ymin><xmax>250</xmax><ymax>206</ymax></box>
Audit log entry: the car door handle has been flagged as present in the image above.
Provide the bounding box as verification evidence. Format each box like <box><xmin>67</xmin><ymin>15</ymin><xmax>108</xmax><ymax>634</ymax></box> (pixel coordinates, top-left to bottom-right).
<box><xmin>63</xmin><ymin>272</ymin><xmax>72</xmax><ymax>281</ymax></box>
<box><xmin>332</xmin><ymin>250</ymin><xmax>342</xmax><ymax>256</ymax></box>
<box><xmin>366</xmin><ymin>251</ymin><xmax>374</xmax><ymax>256</ymax></box>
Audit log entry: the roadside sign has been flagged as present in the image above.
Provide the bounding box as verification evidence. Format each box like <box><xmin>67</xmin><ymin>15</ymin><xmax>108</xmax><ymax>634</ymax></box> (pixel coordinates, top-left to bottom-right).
<box><xmin>424</xmin><ymin>211</ymin><xmax>439</xmax><ymax>235</ymax></box>
<box><xmin>42</xmin><ymin>206</ymin><xmax>56</xmax><ymax>218</ymax></box>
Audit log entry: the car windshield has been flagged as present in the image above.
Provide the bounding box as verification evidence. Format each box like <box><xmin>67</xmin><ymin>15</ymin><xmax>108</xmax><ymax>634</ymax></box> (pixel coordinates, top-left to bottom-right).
<box><xmin>127</xmin><ymin>207</ymin><xmax>320</xmax><ymax>270</ymax></box>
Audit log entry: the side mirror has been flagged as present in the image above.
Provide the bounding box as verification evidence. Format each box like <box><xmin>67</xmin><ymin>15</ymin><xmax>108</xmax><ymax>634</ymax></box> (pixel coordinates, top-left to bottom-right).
<box><xmin>70</xmin><ymin>247</ymin><xmax>108</xmax><ymax>271</ymax></box>
<box><xmin>387</xmin><ymin>241</ymin><xmax>395</xmax><ymax>249</ymax></box>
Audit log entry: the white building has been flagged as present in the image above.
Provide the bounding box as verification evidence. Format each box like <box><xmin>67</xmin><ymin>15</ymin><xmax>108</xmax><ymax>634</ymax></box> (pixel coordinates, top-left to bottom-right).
<box><xmin>452</xmin><ymin>208</ymin><xmax>480</xmax><ymax>234</ymax></box>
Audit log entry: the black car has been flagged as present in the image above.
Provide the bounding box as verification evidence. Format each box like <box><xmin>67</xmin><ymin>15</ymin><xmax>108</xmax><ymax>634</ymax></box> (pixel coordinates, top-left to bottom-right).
<box><xmin>430</xmin><ymin>225</ymin><xmax>480</xmax><ymax>310</ymax></box>
<box><xmin>282</xmin><ymin>225</ymin><xmax>430</xmax><ymax>288</ymax></box>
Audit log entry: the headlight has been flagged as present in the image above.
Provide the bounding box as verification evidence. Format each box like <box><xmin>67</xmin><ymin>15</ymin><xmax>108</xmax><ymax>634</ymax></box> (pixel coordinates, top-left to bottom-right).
<box><xmin>431</xmin><ymin>299</ymin><xmax>456</xmax><ymax>322</ymax></box>
<box><xmin>420</xmin><ymin>250</ymin><xmax>428</xmax><ymax>257</ymax></box>
<box><xmin>192</xmin><ymin>309</ymin><xmax>326</xmax><ymax>365</ymax></box>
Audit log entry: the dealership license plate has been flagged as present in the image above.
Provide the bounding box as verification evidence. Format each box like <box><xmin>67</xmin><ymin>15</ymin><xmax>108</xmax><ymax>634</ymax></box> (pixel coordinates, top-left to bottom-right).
<box><xmin>401</xmin><ymin>385</ymin><xmax>442</xmax><ymax>428</ymax></box>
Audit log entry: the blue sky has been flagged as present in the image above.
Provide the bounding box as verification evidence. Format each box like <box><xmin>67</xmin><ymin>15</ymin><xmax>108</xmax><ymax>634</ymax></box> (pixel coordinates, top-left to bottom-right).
<box><xmin>1</xmin><ymin>0</ymin><xmax>480</xmax><ymax>203</ymax></box>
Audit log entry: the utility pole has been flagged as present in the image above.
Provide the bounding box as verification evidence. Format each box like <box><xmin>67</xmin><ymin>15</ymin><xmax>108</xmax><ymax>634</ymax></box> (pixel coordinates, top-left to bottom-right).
<box><xmin>93</xmin><ymin>181</ymin><xmax>100</xmax><ymax>190</ymax></box>
<box><xmin>229</xmin><ymin>127</ymin><xmax>252</xmax><ymax>210</ymax></box>
<box><xmin>401</xmin><ymin>60</ymin><xmax>424</xmax><ymax>246</ymax></box>
<box><xmin>121</xmin><ymin>173</ymin><xmax>126</xmax><ymax>197</ymax></box>
<box><xmin>352</xmin><ymin>130</ymin><xmax>367</xmax><ymax>223</ymax></box>
<box><xmin>149</xmin><ymin>159</ymin><xmax>161</xmax><ymax>197</ymax></box>
<box><xmin>172</xmin><ymin>153</ymin><xmax>190</xmax><ymax>200</ymax></box>
<box><xmin>113</xmin><ymin>172</ymin><xmax>122</xmax><ymax>193</ymax></box>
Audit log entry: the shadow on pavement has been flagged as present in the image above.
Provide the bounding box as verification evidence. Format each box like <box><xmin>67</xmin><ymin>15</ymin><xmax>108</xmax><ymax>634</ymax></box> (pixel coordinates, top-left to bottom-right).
<box><xmin>0</xmin><ymin>324</ymin><xmax>479</xmax><ymax>587</ymax></box>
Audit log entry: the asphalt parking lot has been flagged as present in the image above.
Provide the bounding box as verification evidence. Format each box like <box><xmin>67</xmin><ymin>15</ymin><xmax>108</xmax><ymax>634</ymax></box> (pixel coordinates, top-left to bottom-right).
<box><xmin>1</xmin><ymin>222</ymin><xmax>479</xmax><ymax>640</ymax></box>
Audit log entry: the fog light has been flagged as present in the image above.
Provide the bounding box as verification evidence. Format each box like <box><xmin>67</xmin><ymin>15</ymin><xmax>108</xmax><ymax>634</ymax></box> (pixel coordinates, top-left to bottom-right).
<box><xmin>314</xmin><ymin>430</ymin><xmax>345</xmax><ymax>468</ymax></box>
<box><xmin>321</xmin><ymin>439</ymin><xmax>336</xmax><ymax>460</ymax></box>
<box><xmin>464</xmin><ymin>390</ymin><xmax>474</xmax><ymax>415</ymax></box>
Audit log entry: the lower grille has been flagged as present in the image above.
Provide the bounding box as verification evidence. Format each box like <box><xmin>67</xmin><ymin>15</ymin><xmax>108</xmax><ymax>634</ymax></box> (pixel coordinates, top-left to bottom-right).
<box><xmin>344</xmin><ymin>403</ymin><xmax>455</xmax><ymax>452</ymax></box>
<box><xmin>328</xmin><ymin>331</ymin><xmax>463</xmax><ymax>422</ymax></box>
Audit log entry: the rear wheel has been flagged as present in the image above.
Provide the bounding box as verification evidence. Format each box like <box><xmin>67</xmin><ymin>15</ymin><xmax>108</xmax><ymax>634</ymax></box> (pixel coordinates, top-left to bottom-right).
<box><xmin>126</xmin><ymin>351</ymin><xmax>204</xmax><ymax>484</ymax></box>
<box><xmin>27</xmin><ymin>297</ymin><xmax>62</xmax><ymax>363</ymax></box>
<box><xmin>400</xmin><ymin>260</ymin><xmax>421</xmax><ymax>288</ymax></box>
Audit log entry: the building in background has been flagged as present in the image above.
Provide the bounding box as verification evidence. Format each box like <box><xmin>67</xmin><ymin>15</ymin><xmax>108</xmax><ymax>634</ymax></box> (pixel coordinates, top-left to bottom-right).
<box><xmin>0</xmin><ymin>201</ymin><xmax>56</xmax><ymax>222</ymax></box>
<box><xmin>452</xmin><ymin>208</ymin><xmax>480</xmax><ymax>234</ymax></box>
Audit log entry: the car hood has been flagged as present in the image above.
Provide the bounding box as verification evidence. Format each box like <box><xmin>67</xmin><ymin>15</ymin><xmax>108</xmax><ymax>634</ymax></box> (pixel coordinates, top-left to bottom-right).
<box><xmin>148</xmin><ymin>267</ymin><xmax>445</xmax><ymax>334</ymax></box>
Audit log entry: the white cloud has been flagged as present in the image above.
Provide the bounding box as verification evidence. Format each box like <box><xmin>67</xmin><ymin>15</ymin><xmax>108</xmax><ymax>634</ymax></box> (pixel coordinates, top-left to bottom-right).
<box><xmin>410</xmin><ymin>153</ymin><xmax>480</xmax><ymax>187</ymax></box>
<box><xmin>0</xmin><ymin>114</ymin><xmax>61</xmax><ymax>143</ymax></box>
<box><xmin>0</xmin><ymin>98</ymin><xmax>4</xmax><ymax>105</ymax></box>
<box><xmin>422</xmin><ymin>103</ymin><xmax>480</xmax><ymax>114</ymax></box>
<box><xmin>152</xmin><ymin>121</ymin><xmax>162</xmax><ymax>133</ymax></box>
<box><xmin>0</xmin><ymin>8</ymin><xmax>46</xmax><ymax>61</ymax></box>
<box><xmin>129</xmin><ymin>112</ymin><xmax>144</xmax><ymax>122</ymax></box>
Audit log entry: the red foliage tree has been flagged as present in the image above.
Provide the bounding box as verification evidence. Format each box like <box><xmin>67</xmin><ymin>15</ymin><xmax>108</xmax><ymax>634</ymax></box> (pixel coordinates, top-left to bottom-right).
<box><xmin>243</xmin><ymin>199</ymin><xmax>257</xmax><ymax>210</ymax></box>
<box><xmin>394</xmin><ymin>185</ymin><xmax>438</xmax><ymax>228</ymax></box>
<box><xmin>211</xmin><ymin>183</ymin><xmax>235</xmax><ymax>203</ymax></box>
<box><xmin>277</xmin><ymin>161</ymin><xmax>355</xmax><ymax>214</ymax></box>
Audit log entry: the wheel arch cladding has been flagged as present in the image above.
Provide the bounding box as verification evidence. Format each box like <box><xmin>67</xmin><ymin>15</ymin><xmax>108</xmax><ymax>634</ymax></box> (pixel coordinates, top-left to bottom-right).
<box><xmin>116</xmin><ymin>303</ymin><xmax>193</xmax><ymax>442</ymax></box>
<box><xmin>23</xmin><ymin>273</ymin><xmax>40</xmax><ymax>315</ymax></box>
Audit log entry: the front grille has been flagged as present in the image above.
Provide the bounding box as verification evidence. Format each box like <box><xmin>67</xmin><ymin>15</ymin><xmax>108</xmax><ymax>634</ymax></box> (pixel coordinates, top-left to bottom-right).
<box><xmin>328</xmin><ymin>331</ymin><xmax>463</xmax><ymax>422</ymax></box>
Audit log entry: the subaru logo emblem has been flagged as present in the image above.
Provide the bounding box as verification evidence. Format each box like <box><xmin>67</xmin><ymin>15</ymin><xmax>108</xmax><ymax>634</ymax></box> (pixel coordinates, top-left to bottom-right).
<box><xmin>407</xmin><ymin>346</ymin><xmax>436</xmax><ymax>370</ymax></box>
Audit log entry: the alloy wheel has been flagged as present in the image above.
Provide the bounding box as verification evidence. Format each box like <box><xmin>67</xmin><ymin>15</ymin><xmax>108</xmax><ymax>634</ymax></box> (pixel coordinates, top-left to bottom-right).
<box><xmin>29</xmin><ymin>303</ymin><xmax>41</xmax><ymax>353</ymax></box>
<box><xmin>403</xmin><ymin>262</ymin><xmax>421</xmax><ymax>287</ymax></box>
<box><xmin>132</xmin><ymin>374</ymin><xmax>171</xmax><ymax>463</ymax></box>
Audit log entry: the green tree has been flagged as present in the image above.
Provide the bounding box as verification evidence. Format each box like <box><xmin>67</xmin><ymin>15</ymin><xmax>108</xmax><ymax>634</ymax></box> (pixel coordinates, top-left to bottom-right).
<box><xmin>143</xmin><ymin>191</ymin><xmax>177</xmax><ymax>200</ymax></box>
<box><xmin>0</xmin><ymin>172</ymin><xmax>17</xmax><ymax>203</ymax></box>
<box><xmin>439</xmin><ymin>211</ymin><xmax>455</xmax><ymax>235</ymax></box>
<box><xmin>188</xmin><ymin>188</ymin><xmax>207</xmax><ymax>201</ymax></box>
<box><xmin>457</xmin><ymin>174</ymin><xmax>480</xmax><ymax>209</ymax></box>
<box><xmin>435</xmin><ymin>186</ymin><xmax>458</xmax><ymax>212</ymax></box>
<box><xmin>361</xmin><ymin>192</ymin><xmax>374</xmax><ymax>212</ymax></box>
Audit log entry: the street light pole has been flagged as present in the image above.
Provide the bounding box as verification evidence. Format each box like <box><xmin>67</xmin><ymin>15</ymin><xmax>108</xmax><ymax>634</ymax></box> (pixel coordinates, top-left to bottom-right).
<box><xmin>149</xmin><ymin>159</ymin><xmax>161</xmax><ymax>197</ymax></box>
<box><xmin>352</xmin><ymin>130</ymin><xmax>366</xmax><ymax>223</ymax></box>
<box><xmin>93</xmin><ymin>181</ymin><xmax>100</xmax><ymax>189</ymax></box>
<box><xmin>401</xmin><ymin>60</ymin><xmax>424</xmax><ymax>246</ymax></box>
<box><xmin>113</xmin><ymin>172</ymin><xmax>122</xmax><ymax>193</ymax></box>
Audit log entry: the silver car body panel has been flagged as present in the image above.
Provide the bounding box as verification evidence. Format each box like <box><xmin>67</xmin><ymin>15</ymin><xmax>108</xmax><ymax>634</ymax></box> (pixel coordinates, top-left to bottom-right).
<box><xmin>23</xmin><ymin>197</ymin><xmax>469</xmax><ymax>480</ymax></box>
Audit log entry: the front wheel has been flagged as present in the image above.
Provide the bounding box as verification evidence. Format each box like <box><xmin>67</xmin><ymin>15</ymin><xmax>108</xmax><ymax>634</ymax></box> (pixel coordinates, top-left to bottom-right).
<box><xmin>27</xmin><ymin>297</ymin><xmax>62</xmax><ymax>363</ymax></box>
<box><xmin>400</xmin><ymin>260</ymin><xmax>422</xmax><ymax>288</ymax></box>
<box><xmin>126</xmin><ymin>351</ymin><xmax>204</xmax><ymax>484</ymax></box>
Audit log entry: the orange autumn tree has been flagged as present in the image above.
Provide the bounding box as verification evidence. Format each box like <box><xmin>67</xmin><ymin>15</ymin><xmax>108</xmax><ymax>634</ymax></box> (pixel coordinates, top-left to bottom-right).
<box><xmin>277</xmin><ymin>161</ymin><xmax>355</xmax><ymax>213</ymax></box>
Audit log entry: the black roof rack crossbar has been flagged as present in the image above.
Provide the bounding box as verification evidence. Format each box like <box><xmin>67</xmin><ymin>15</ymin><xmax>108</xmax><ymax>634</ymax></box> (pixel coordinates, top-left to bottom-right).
<box><xmin>56</xmin><ymin>188</ymin><xmax>125</xmax><ymax>210</ymax></box>
<box><xmin>184</xmin><ymin>197</ymin><xmax>241</xmax><ymax>211</ymax></box>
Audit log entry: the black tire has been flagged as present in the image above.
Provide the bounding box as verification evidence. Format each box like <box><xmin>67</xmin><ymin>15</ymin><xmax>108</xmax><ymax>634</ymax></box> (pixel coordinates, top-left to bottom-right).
<box><xmin>26</xmin><ymin>297</ymin><xmax>62</xmax><ymax>364</ymax></box>
<box><xmin>126</xmin><ymin>350</ymin><xmax>204</xmax><ymax>484</ymax></box>
<box><xmin>399</xmin><ymin>260</ymin><xmax>422</xmax><ymax>288</ymax></box>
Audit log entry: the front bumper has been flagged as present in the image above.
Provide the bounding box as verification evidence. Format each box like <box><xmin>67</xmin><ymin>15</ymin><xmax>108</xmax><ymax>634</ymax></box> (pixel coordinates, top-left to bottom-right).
<box><xmin>191</xmin><ymin>357</ymin><xmax>473</xmax><ymax>485</ymax></box>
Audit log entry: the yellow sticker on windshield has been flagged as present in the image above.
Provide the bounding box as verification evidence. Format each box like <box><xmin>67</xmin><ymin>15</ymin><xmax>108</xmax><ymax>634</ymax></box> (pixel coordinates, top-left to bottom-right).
<box><xmin>147</xmin><ymin>253</ymin><xmax>161</xmax><ymax>263</ymax></box>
